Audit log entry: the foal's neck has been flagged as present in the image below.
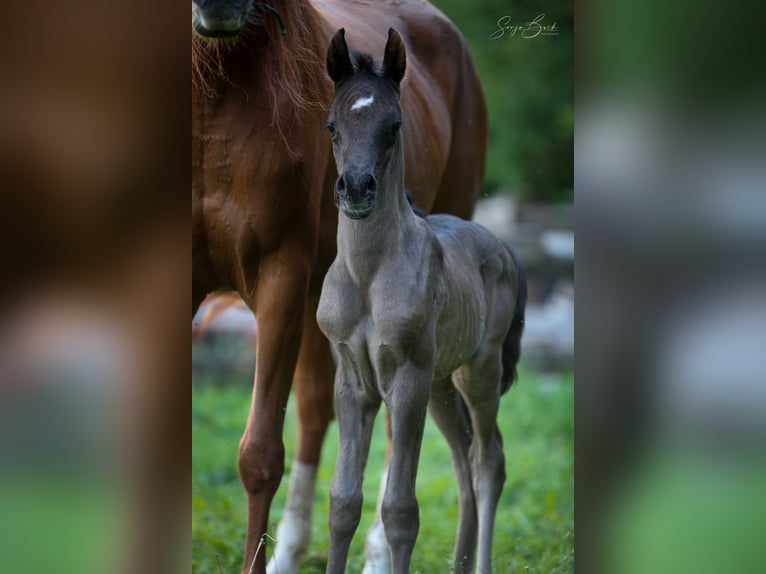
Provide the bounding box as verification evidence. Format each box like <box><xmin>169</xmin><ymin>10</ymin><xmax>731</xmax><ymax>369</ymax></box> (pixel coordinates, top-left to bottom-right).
<box><xmin>336</xmin><ymin>146</ymin><xmax>421</xmax><ymax>279</ymax></box>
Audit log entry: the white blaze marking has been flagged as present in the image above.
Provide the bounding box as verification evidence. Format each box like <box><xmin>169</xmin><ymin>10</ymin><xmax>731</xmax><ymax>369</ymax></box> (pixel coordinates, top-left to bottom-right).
<box><xmin>351</xmin><ymin>95</ymin><xmax>375</xmax><ymax>111</ymax></box>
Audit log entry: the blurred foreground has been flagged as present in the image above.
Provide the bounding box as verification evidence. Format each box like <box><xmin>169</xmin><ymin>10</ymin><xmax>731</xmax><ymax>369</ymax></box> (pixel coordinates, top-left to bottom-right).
<box><xmin>1</xmin><ymin>2</ymin><xmax>188</xmax><ymax>573</ymax></box>
<box><xmin>577</xmin><ymin>0</ymin><xmax>766</xmax><ymax>571</ymax></box>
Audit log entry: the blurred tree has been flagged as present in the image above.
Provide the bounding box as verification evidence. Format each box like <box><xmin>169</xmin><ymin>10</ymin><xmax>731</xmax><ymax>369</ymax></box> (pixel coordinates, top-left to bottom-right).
<box><xmin>432</xmin><ymin>0</ymin><xmax>573</xmax><ymax>202</ymax></box>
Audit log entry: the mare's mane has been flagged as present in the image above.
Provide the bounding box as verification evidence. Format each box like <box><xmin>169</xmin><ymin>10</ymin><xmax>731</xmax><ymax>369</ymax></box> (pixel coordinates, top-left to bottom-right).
<box><xmin>191</xmin><ymin>0</ymin><xmax>328</xmax><ymax>120</ymax></box>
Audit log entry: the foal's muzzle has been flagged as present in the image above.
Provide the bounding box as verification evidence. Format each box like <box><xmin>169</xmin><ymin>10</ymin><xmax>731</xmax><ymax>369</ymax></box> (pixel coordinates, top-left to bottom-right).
<box><xmin>335</xmin><ymin>173</ymin><xmax>378</xmax><ymax>219</ymax></box>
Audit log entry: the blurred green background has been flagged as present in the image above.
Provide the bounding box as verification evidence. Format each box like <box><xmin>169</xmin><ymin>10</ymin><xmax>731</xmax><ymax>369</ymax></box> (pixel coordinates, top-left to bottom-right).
<box><xmin>431</xmin><ymin>0</ymin><xmax>573</xmax><ymax>202</ymax></box>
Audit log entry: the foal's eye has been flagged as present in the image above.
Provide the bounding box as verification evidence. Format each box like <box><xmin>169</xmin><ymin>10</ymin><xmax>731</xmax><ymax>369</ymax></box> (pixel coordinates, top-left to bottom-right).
<box><xmin>326</xmin><ymin>123</ymin><xmax>337</xmax><ymax>138</ymax></box>
<box><xmin>386</xmin><ymin>122</ymin><xmax>402</xmax><ymax>145</ymax></box>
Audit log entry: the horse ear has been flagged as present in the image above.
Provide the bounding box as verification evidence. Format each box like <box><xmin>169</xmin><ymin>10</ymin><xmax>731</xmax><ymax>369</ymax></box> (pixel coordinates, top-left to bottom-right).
<box><xmin>382</xmin><ymin>28</ymin><xmax>406</xmax><ymax>85</ymax></box>
<box><xmin>327</xmin><ymin>28</ymin><xmax>354</xmax><ymax>84</ymax></box>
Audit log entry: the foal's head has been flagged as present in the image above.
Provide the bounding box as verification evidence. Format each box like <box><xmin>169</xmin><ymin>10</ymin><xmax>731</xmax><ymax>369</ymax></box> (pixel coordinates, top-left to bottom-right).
<box><xmin>325</xmin><ymin>28</ymin><xmax>407</xmax><ymax>220</ymax></box>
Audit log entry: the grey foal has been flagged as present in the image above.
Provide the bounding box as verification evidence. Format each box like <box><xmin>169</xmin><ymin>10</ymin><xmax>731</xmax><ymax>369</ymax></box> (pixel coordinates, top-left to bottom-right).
<box><xmin>317</xmin><ymin>28</ymin><xmax>527</xmax><ymax>574</ymax></box>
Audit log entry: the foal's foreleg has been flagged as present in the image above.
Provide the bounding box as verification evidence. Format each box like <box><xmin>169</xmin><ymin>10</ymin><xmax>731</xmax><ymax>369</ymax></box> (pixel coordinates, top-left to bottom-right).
<box><xmin>326</xmin><ymin>366</ymin><xmax>379</xmax><ymax>574</ymax></box>
<box><xmin>267</xmin><ymin>297</ymin><xmax>335</xmax><ymax>574</ymax></box>
<box><xmin>381</xmin><ymin>364</ymin><xmax>432</xmax><ymax>574</ymax></box>
<box><xmin>428</xmin><ymin>378</ymin><xmax>478</xmax><ymax>574</ymax></box>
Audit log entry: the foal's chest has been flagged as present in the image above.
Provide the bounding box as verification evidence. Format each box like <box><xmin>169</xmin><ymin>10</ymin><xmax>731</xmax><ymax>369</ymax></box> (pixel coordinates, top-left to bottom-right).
<box><xmin>317</xmin><ymin>265</ymin><xmax>433</xmax><ymax>392</ymax></box>
<box><xmin>318</xmin><ymin>264</ymin><xmax>428</xmax><ymax>339</ymax></box>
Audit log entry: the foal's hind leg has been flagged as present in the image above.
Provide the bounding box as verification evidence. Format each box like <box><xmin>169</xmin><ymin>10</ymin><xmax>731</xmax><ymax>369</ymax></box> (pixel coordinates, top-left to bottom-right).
<box><xmin>267</xmin><ymin>297</ymin><xmax>335</xmax><ymax>574</ymax></box>
<box><xmin>454</xmin><ymin>359</ymin><xmax>506</xmax><ymax>574</ymax></box>
<box><xmin>428</xmin><ymin>378</ymin><xmax>478</xmax><ymax>574</ymax></box>
<box><xmin>362</xmin><ymin>410</ymin><xmax>392</xmax><ymax>574</ymax></box>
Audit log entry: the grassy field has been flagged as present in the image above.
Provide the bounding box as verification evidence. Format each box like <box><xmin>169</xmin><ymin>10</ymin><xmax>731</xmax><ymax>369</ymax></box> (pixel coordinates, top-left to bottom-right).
<box><xmin>192</xmin><ymin>367</ymin><xmax>573</xmax><ymax>573</ymax></box>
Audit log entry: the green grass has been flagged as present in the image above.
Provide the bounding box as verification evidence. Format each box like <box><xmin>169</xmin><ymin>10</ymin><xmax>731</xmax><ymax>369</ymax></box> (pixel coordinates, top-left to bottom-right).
<box><xmin>192</xmin><ymin>368</ymin><xmax>573</xmax><ymax>573</ymax></box>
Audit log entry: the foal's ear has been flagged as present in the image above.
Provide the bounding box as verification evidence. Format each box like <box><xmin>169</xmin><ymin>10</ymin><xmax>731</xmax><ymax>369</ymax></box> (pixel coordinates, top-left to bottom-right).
<box><xmin>327</xmin><ymin>28</ymin><xmax>354</xmax><ymax>84</ymax></box>
<box><xmin>382</xmin><ymin>28</ymin><xmax>406</xmax><ymax>85</ymax></box>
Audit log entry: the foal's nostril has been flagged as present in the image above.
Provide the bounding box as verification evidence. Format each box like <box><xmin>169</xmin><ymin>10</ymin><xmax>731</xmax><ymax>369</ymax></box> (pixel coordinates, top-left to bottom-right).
<box><xmin>364</xmin><ymin>175</ymin><xmax>378</xmax><ymax>195</ymax></box>
<box><xmin>335</xmin><ymin>175</ymin><xmax>347</xmax><ymax>197</ymax></box>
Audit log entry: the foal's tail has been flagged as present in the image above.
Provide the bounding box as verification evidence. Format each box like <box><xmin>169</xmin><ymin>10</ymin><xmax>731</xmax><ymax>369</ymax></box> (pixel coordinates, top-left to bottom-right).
<box><xmin>501</xmin><ymin>243</ymin><xmax>527</xmax><ymax>394</ymax></box>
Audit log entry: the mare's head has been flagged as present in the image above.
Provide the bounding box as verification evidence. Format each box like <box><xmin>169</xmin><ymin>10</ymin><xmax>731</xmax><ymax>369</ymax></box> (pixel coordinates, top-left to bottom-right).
<box><xmin>325</xmin><ymin>28</ymin><xmax>407</xmax><ymax>220</ymax></box>
<box><xmin>192</xmin><ymin>1</ymin><xmax>286</xmax><ymax>38</ymax></box>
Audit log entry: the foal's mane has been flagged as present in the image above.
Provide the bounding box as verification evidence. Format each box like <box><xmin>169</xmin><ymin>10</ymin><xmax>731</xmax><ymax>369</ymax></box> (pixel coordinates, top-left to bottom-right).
<box><xmin>346</xmin><ymin>50</ymin><xmax>403</xmax><ymax>85</ymax></box>
<box><xmin>191</xmin><ymin>1</ymin><xmax>328</xmax><ymax>121</ymax></box>
<box><xmin>349</xmin><ymin>52</ymin><xmax>380</xmax><ymax>77</ymax></box>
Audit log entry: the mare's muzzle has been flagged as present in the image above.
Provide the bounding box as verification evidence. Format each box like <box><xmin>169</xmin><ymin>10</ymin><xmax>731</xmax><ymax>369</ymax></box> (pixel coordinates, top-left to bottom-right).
<box><xmin>335</xmin><ymin>173</ymin><xmax>378</xmax><ymax>219</ymax></box>
<box><xmin>192</xmin><ymin>1</ymin><xmax>287</xmax><ymax>38</ymax></box>
<box><xmin>192</xmin><ymin>0</ymin><xmax>252</xmax><ymax>37</ymax></box>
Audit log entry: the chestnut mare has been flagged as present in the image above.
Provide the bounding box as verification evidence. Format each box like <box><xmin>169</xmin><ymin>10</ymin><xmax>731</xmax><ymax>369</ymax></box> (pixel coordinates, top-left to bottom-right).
<box><xmin>192</xmin><ymin>1</ymin><xmax>487</xmax><ymax>573</ymax></box>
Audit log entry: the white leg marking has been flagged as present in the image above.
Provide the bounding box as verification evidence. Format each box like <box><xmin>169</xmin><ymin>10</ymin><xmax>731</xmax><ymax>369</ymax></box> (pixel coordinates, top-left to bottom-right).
<box><xmin>266</xmin><ymin>462</ymin><xmax>317</xmax><ymax>574</ymax></box>
<box><xmin>351</xmin><ymin>95</ymin><xmax>375</xmax><ymax>111</ymax></box>
<box><xmin>362</xmin><ymin>466</ymin><xmax>391</xmax><ymax>574</ymax></box>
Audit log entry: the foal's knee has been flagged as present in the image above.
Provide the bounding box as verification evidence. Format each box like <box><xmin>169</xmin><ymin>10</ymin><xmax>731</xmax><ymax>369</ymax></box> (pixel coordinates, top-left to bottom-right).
<box><xmin>329</xmin><ymin>486</ymin><xmax>363</xmax><ymax>539</ymax></box>
<box><xmin>238</xmin><ymin>435</ymin><xmax>285</xmax><ymax>497</ymax></box>
<box><xmin>381</xmin><ymin>494</ymin><xmax>419</xmax><ymax>548</ymax></box>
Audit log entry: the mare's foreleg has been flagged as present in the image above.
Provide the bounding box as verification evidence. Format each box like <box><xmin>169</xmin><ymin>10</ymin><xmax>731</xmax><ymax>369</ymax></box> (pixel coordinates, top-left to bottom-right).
<box><xmin>381</xmin><ymin>363</ymin><xmax>432</xmax><ymax>574</ymax></box>
<box><xmin>326</xmin><ymin>364</ymin><xmax>379</xmax><ymax>574</ymax></box>
<box><xmin>428</xmin><ymin>377</ymin><xmax>478</xmax><ymax>574</ymax></box>
<box><xmin>238</xmin><ymin>252</ymin><xmax>311</xmax><ymax>574</ymax></box>
<box><xmin>454</xmin><ymin>359</ymin><xmax>506</xmax><ymax>574</ymax></box>
<box><xmin>267</xmin><ymin>297</ymin><xmax>335</xmax><ymax>574</ymax></box>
